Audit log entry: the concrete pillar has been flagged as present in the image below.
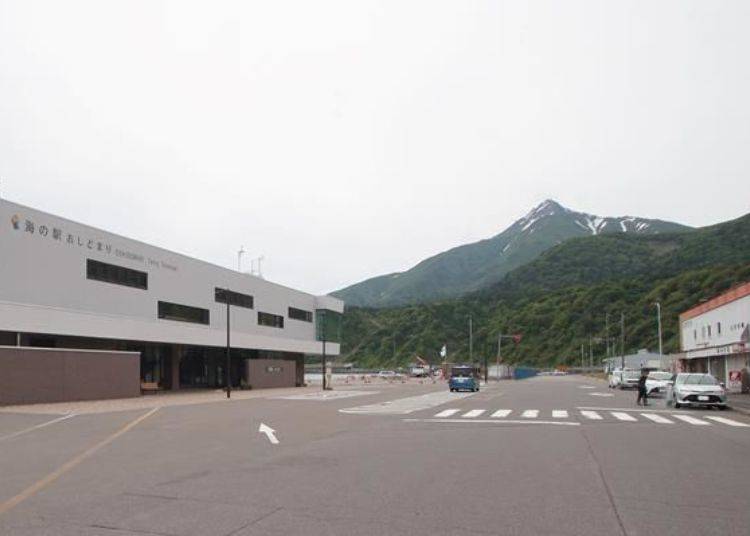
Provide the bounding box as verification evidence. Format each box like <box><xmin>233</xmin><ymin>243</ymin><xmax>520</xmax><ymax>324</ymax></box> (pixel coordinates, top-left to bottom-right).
<box><xmin>170</xmin><ymin>345</ymin><xmax>183</xmax><ymax>390</ymax></box>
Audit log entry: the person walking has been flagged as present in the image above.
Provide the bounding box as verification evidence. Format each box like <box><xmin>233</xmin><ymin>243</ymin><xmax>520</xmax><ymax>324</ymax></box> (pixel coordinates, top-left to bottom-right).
<box><xmin>636</xmin><ymin>370</ymin><xmax>649</xmax><ymax>406</ymax></box>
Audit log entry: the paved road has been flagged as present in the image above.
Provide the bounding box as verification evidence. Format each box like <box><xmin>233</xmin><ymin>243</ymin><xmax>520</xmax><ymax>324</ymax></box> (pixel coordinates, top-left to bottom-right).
<box><xmin>1</xmin><ymin>376</ymin><xmax>749</xmax><ymax>535</ymax></box>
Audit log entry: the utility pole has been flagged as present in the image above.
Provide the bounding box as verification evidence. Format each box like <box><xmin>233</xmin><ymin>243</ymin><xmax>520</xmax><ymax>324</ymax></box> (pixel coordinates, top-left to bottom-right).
<box><xmin>581</xmin><ymin>344</ymin><xmax>584</xmax><ymax>371</ymax></box>
<box><xmin>589</xmin><ymin>336</ymin><xmax>593</xmax><ymax>370</ymax></box>
<box><xmin>469</xmin><ymin>316</ymin><xmax>473</xmax><ymax>364</ymax></box>
<box><xmin>620</xmin><ymin>312</ymin><xmax>625</xmax><ymax>370</ymax></box>
<box><xmin>496</xmin><ymin>334</ymin><xmax>502</xmax><ymax>382</ymax></box>
<box><xmin>605</xmin><ymin>313</ymin><xmax>610</xmax><ymax>359</ymax></box>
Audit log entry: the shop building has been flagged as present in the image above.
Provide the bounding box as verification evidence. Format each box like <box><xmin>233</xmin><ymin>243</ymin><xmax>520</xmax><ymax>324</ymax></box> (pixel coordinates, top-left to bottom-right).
<box><xmin>0</xmin><ymin>199</ymin><xmax>343</xmax><ymax>402</ymax></box>
<box><xmin>679</xmin><ymin>282</ymin><xmax>750</xmax><ymax>393</ymax></box>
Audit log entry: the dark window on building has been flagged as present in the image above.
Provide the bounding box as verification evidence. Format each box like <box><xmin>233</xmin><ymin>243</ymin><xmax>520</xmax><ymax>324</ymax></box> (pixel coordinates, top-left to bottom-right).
<box><xmin>288</xmin><ymin>307</ymin><xmax>313</xmax><ymax>322</ymax></box>
<box><xmin>707</xmin><ymin>325</ymin><xmax>712</xmax><ymax>337</ymax></box>
<box><xmin>158</xmin><ymin>301</ymin><xmax>210</xmax><ymax>325</ymax></box>
<box><xmin>258</xmin><ymin>312</ymin><xmax>284</xmax><ymax>328</ymax></box>
<box><xmin>215</xmin><ymin>288</ymin><xmax>254</xmax><ymax>309</ymax></box>
<box><xmin>717</xmin><ymin>322</ymin><xmax>721</xmax><ymax>335</ymax></box>
<box><xmin>693</xmin><ymin>330</ymin><xmax>697</xmax><ymax>340</ymax></box>
<box><xmin>87</xmin><ymin>259</ymin><xmax>147</xmax><ymax>290</ymax></box>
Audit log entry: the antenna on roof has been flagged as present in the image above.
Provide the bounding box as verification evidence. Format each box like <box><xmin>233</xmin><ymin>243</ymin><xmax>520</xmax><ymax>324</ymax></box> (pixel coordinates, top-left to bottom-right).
<box><xmin>237</xmin><ymin>246</ymin><xmax>245</xmax><ymax>272</ymax></box>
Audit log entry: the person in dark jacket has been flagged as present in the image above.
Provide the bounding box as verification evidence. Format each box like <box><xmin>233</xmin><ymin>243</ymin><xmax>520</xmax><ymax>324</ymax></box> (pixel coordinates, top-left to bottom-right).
<box><xmin>636</xmin><ymin>370</ymin><xmax>649</xmax><ymax>406</ymax></box>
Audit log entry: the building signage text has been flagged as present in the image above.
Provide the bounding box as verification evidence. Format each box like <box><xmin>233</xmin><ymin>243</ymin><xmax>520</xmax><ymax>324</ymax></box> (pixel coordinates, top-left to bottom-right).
<box><xmin>10</xmin><ymin>213</ymin><xmax>177</xmax><ymax>272</ymax></box>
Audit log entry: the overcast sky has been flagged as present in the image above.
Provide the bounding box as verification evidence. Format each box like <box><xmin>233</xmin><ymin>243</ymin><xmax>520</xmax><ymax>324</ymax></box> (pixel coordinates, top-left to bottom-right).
<box><xmin>1</xmin><ymin>1</ymin><xmax>749</xmax><ymax>295</ymax></box>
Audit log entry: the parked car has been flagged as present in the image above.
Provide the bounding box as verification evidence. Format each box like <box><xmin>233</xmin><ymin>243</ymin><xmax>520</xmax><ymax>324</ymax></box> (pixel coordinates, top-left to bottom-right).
<box><xmin>378</xmin><ymin>370</ymin><xmax>397</xmax><ymax>379</ymax></box>
<box><xmin>618</xmin><ymin>369</ymin><xmax>641</xmax><ymax>389</ymax></box>
<box><xmin>449</xmin><ymin>365</ymin><xmax>480</xmax><ymax>392</ymax></box>
<box><xmin>608</xmin><ymin>369</ymin><xmax>623</xmax><ymax>388</ymax></box>
<box><xmin>672</xmin><ymin>373</ymin><xmax>727</xmax><ymax>409</ymax></box>
<box><xmin>645</xmin><ymin>371</ymin><xmax>674</xmax><ymax>397</ymax></box>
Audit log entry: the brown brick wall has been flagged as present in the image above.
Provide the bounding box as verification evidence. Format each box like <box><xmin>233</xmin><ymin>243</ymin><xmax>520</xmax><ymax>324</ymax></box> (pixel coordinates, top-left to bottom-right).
<box><xmin>0</xmin><ymin>346</ymin><xmax>140</xmax><ymax>405</ymax></box>
<box><xmin>246</xmin><ymin>358</ymin><xmax>298</xmax><ymax>389</ymax></box>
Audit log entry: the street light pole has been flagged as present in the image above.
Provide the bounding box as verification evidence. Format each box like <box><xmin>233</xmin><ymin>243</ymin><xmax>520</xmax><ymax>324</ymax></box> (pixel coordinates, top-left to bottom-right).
<box><xmin>655</xmin><ymin>302</ymin><xmax>663</xmax><ymax>358</ymax></box>
<box><xmin>225</xmin><ymin>290</ymin><xmax>231</xmax><ymax>399</ymax></box>
<box><xmin>620</xmin><ymin>312</ymin><xmax>625</xmax><ymax>370</ymax></box>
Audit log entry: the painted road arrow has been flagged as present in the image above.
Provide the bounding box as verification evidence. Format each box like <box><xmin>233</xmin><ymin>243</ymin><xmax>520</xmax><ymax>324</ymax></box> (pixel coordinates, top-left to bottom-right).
<box><xmin>258</xmin><ymin>423</ymin><xmax>279</xmax><ymax>445</ymax></box>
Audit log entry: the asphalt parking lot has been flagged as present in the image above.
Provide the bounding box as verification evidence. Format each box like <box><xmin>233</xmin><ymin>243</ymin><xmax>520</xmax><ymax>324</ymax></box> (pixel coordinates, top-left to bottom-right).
<box><xmin>1</xmin><ymin>375</ymin><xmax>749</xmax><ymax>536</ymax></box>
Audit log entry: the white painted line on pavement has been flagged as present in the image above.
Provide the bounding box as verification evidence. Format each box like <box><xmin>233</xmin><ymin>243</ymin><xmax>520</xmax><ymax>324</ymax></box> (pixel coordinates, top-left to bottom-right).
<box><xmin>611</xmin><ymin>412</ymin><xmax>638</xmax><ymax>422</ymax></box>
<box><xmin>640</xmin><ymin>413</ymin><xmax>674</xmax><ymax>424</ymax></box>
<box><xmin>578</xmin><ymin>386</ymin><xmax>596</xmax><ymax>389</ymax></box>
<box><xmin>704</xmin><ymin>416</ymin><xmax>750</xmax><ymax>427</ymax></box>
<box><xmin>490</xmin><ymin>409</ymin><xmax>512</xmax><ymax>418</ymax></box>
<box><xmin>462</xmin><ymin>409</ymin><xmax>486</xmax><ymax>418</ymax></box>
<box><xmin>578</xmin><ymin>407</ymin><xmax>678</xmax><ymax>414</ymax></box>
<box><xmin>672</xmin><ymin>415</ymin><xmax>710</xmax><ymax>426</ymax></box>
<box><xmin>0</xmin><ymin>413</ymin><xmax>76</xmax><ymax>443</ymax></box>
<box><xmin>521</xmin><ymin>410</ymin><xmax>539</xmax><ymax>418</ymax></box>
<box><xmin>405</xmin><ymin>418</ymin><xmax>580</xmax><ymax>427</ymax></box>
<box><xmin>580</xmin><ymin>411</ymin><xmax>602</xmax><ymax>420</ymax></box>
<box><xmin>340</xmin><ymin>390</ymin><xmax>476</xmax><ymax>415</ymax></box>
<box><xmin>435</xmin><ymin>409</ymin><xmax>460</xmax><ymax>418</ymax></box>
<box><xmin>552</xmin><ymin>410</ymin><xmax>568</xmax><ymax>418</ymax></box>
<box><xmin>274</xmin><ymin>390</ymin><xmax>379</xmax><ymax>401</ymax></box>
<box><xmin>589</xmin><ymin>393</ymin><xmax>614</xmax><ymax>397</ymax></box>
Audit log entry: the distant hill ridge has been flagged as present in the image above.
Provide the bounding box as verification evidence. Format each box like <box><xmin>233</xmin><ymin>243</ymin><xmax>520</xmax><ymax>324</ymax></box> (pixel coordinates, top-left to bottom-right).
<box><xmin>340</xmin><ymin>211</ymin><xmax>750</xmax><ymax>369</ymax></box>
<box><xmin>333</xmin><ymin>200</ymin><xmax>691</xmax><ymax>308</ymax></box>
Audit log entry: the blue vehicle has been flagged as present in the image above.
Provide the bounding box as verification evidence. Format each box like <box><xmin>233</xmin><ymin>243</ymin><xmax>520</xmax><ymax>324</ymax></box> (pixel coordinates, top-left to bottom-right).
<box><xmin>449</xmin><ymin>365</ymin><xmax>480</xmax><ymax>392</ymax></box>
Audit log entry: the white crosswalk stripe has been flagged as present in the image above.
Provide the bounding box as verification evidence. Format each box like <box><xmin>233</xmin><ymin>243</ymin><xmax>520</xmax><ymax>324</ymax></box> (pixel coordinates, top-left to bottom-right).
<box><xmin>434</xmin><ymin>409</ymin><xmax>460</xmax><ymax>418</ymax></box>
<box><xmin>490</xmin><ymin>409</ymin><xmax>512</xmax><ymax>418</ymax></box>
<box><xmin>420</xmin><ymin>407</ymin><xmax>749</xmax><ymax>428</ymax></box>
<box><xmin>705</xmin><ymin>416</ymin><xmax>750</xmax><ymax>427</ymax></box>
<box><xmin>640</xmin><ymin>413</ymin><xmax>674</xmax><ymax>424</ymax></box>
<box><xmin>672</xmin><ymin>415</ymin><xmax>710</xmax><ymax>426</ymax></box>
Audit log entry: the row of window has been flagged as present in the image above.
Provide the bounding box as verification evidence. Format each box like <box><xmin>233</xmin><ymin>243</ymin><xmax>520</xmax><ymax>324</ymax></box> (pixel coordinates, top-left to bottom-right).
<box><xmin>86</xmin><ymin>258</ymin><xmax>314</xmax><ymax>329</ymax></box>
<box><xmin>692</xmin><ymin>320</ymin><xmax>748</xmax><ymax>340</ymax></box>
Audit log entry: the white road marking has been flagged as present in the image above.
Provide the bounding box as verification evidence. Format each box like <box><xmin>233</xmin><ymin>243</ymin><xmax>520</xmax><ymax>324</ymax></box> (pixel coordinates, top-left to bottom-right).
<box><xmin>672</xmin><ymin>415</ymin><xmax>710</xmax><ymax>426</ymax></box>
<box><xmin>580</xmin><ymin>410</ymin><xmax>602</xmax><ymax>420</ymax></box>
<box><xmin>552</xmin><ymin>410</ymin><xmax>568</xmax><ymax>418</ymax></box>
<box><xmin>435</xmin><ymin>409</ymin><xmax>460</xmax><ymax>418</ymax></box>
<box><xmin>404</xmin><ymin>419</ymin><xmax>580</xmax><ymax>427</ymax></box>
<box><xmin>462</xmin><ymin>409</ymin><xmax>486</xmax><ymax>418</ymax></box>
<box><xmin>611</xmin><ymin>412</ymin><xmax>637</xmax><ymax>422</ymax></box>
<box><xmin>340</xmin><ymin>390</ymin><xmax>475</xmax><ymax>415</ymax></box>
<box><xmin>704</xmin><ymin>416</ymin><xmax>750</xmax><ymax>427</ymax></box>
<box><xmin>490</xmin><ymin>409</ymin><xmax>512</xmax><ymax>418</ymax></box>
<box><xmin>0</xmin><ymin>413</ymin><xmax>76</xmax><ymax>443</ymax></box>
<box><xmin>258</xmin><ymin>423</ymin><xmax>279</xmax><ymax>445</ymax></box>
<box><xmin>578</xmin><ymin>406</ymin><xmax>677</xmax><ymax>413</ymax></box>
<box><xmin>640</xmin><ymin>413</ymin><xmax>674</xmax><ymax>424</ymax></box>
<box><xmin>589</xmin><ymin>393</ymin><xmax>614</xmax><ymax>397</ymax></box>
<box><xmin>578</xmin><ymin>386</ymin><xmax>596</xmax><ymax>389</ymax></box>
<box><xmin>275</xmin><ymin>390</ymin><xmax>378</xmax><ymax>401</ymax></box>
<box><xmin>521</xmin><ymin>410</ymin><xmax>539</xmax><ymax>418</ymax></box>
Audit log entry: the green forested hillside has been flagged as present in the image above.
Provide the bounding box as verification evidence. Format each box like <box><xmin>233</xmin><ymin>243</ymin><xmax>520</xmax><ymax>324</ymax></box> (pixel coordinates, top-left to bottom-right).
<box><xmin>341</xmin><ymin>213</ymin><xmax>750</xmax><ymax>369</ymax></box>
<box><xmin>333</xmin><ymin>200</ymin><xmax>690</xmax><ymax>308</ymax></box>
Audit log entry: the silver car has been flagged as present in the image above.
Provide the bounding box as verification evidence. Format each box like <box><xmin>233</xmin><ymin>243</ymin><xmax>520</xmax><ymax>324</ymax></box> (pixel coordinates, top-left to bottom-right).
<box><xmin>672</xmin><ymin>373</ymin><xmax>727</xmax><ymax>409</ymax></box>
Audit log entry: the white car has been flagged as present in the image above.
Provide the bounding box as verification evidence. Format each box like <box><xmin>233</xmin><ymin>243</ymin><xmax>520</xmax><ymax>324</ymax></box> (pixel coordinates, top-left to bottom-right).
<box><xmin>378</xmin><ymin>370</ymin><xmax>398</xmax><ymax>379</ymax></box>
<box><xmin>608</xmin><ymin>369</ymin><xmax>623</xmax><ymax>388</ymax></box>
<box><xmin>645</xmin><ymin>371</ymin><xmax>674</xmax><ymax>397</ymax></box>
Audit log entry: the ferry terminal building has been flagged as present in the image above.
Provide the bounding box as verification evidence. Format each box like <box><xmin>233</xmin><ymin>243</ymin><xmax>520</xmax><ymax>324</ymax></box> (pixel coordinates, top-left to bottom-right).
<box><xmin>0</xmin><ymin>199</ymin><xmax>343</xmax><ymax>402</ymax></box>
